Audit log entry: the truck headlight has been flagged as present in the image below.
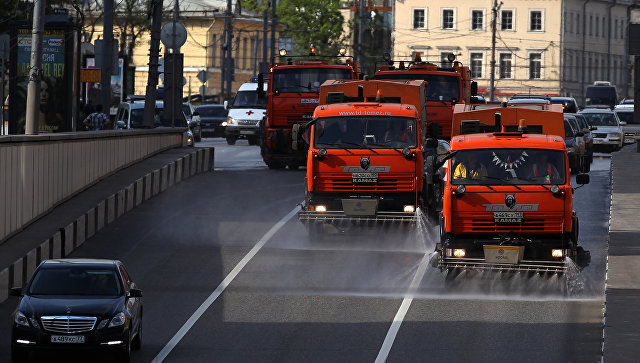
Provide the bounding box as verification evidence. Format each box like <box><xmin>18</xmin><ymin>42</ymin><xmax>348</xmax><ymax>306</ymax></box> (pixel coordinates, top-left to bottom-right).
<box><xmin>403</xmin><ymin>205</ymin><xmax>415</xmax><ymax>213</ymax></box>
<box><xmin>315</xmin><ymin>205</ymin><xmax>327</xmax><ymax>212</ymax></box>
<box><xmin>453</xmin><ymin>249</ymin><xmax>466</xmax><ymax>258</ymax></box>
<box><xmin>551</xmin><ymin>249</ymin><xmax>564</xmax><ymax>258</ymax></box>
<box><xmin>227</xmin><ymin>117</ymin><xmax>237</xmax><ymax>125</ymax></box>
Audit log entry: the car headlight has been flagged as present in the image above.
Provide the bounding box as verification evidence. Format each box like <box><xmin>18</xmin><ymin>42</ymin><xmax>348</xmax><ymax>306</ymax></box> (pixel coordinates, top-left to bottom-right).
<box><xmin>227</xmin><ymin>117</ymin><xmax>237</xmax><ymax>125</ymax></box>
<box><xmin>608</xmin><ymin>133</ymin><xmax>622</xmax><ymax>138</ymax></box>
<box><xmin>108</xmin><ymin>312</ymin><xmax>126</xmax><ymax>328</ymax></box>
<box><xmin>14</xmin><ymin>312</ymin><xmax>30</xmax><ymax>327</ymax></box>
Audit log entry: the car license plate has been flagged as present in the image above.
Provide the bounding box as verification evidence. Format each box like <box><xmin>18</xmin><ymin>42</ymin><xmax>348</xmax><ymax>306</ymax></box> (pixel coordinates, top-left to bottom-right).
<box><xmin>494</xmin><ymin>212</ymin><xmax>523</xmax><ymax>223</ymax></box>
<box><xmin>625</xmin><ymin>138</ymin><xmax>634</xmax><ymax>144</ymax></box>
<box><xmin>352</xmin><ymin>173</ymin><xmax>378</xmax><ymax>183</ymax></box>
<box><xmin>483</xmin><ymin>245</ymin><xmax>524</xmax><ymax>264</ymax></box>
<box><xmin>51</xmin><ymin>335</ymin><xmax>85</xmax><ymax>343</ymax></box>
<box><xmin>593</xmin><ymin>139</ymin><xmax>603</xmax><ymax>144</ymax></box>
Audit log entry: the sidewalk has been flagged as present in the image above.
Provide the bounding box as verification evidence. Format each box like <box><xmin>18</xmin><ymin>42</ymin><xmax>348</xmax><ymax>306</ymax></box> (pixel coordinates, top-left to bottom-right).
<box><xmin>0</xmin><ymin>146</ymin><xmax>214</xmax><ymax>303</ymax></box>
<box><xmin>603</xmin><ymin>143</ymin><xmax>640</xmax><ymax>362</ymax></box>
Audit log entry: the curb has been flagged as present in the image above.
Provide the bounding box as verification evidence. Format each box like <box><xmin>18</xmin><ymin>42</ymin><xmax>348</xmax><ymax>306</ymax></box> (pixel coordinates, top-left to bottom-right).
<box><xmin>1</xmin><ymin>147</ymin><xmax>214</xmax><ymax>304</ymax></box>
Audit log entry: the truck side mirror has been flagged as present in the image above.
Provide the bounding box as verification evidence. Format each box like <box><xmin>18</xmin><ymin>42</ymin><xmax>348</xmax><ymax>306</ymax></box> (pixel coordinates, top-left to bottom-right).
<box><xmin>471</xmin><ymin>81</ymin><xmax>478</xmax><ymax>96</ymax></box>
<box><xmin>292</xmin><ymin>123</ymin><xmax>300</xmax><ymax>151</ymax></box>
<box><xmin>576</xmin><ymin>173</ymin><xmax>590</xmax><ymax>185</ymax></box>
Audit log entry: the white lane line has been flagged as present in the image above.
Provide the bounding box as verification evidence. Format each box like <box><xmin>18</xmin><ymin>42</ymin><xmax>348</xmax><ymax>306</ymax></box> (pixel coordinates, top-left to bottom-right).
<box><xmin>151</xmin><ymin>206</ymin><xmax>300</xmax><ymax>363</ymax></box>
<box><xmin>375</xmin><ymin>252</ymin><xmax>432</xmax><ymax>363</ymax></box>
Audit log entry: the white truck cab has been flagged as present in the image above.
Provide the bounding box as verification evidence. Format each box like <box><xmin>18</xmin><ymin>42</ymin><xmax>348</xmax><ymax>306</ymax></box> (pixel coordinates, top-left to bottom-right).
<box><xmin>224</xmin><ymin>81</ymin><xmax>268</xmax><ymax>145</ymax></box>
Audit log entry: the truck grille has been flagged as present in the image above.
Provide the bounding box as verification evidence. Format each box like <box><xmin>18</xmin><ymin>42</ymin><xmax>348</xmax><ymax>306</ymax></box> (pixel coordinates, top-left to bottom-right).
<box><xmin>316</xmin><ymin>177</ymin><xmax>414</xmax><ymax>192</ymax></box>
<box><xmin>40</xmin><ymin>316</ymin><xmax>97</xmax><ymax>333</ymax></box>
<box><xmin>238</xmin><ymin>120</ymin><xmax>259</xmax><ymax>126</ymax></box>
<box><xmin>455</xmin><ymin>215</ymin><xmax>564</xmax><ymax>234</ymax></box>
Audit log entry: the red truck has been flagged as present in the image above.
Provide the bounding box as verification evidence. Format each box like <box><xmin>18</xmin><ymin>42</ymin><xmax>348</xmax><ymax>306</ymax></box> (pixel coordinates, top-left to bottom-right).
<box><xmin>374</xmin><ymin>53</ymin><xmax>474</xmax><ymax>139</ymax></box>
<box><xmin>258</xmin><ymin>50</ymin><xmax>361</xmax><ymax>169</ymax></box>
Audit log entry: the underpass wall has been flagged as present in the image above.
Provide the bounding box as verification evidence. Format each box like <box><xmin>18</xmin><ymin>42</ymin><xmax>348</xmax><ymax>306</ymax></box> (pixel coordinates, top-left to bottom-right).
<box><xmin>0</xmin><ymin>129</ymin><xmax>184</xmax><ymax>244</ymax></box>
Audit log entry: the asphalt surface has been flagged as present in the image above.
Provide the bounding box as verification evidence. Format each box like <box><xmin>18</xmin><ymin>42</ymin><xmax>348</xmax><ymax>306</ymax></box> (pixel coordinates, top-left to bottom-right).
<box><xmin>0</xmin><ymin>138</ymin><xmax>620</xmax><ymax>362</ymax></box>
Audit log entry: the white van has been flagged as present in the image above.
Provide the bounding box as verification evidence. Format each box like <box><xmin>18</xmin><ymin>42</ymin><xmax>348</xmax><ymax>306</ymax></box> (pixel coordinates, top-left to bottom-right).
<box><xmin>224</xmin><ymin>81</ymin><xmax>268</xmax><ymax>145</ymax></box>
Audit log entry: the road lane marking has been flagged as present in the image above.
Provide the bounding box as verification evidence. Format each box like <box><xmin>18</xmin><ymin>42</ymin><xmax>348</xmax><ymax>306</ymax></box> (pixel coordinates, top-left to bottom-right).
<box><xmin>151</xmin><ymin>206</ymin><xmax>300</xmax><ymax>363</ymax></box>
<box><xmin>375</xmin><ymin>252</ymin><xmax>432</xmax><ymax>363</ymax></box>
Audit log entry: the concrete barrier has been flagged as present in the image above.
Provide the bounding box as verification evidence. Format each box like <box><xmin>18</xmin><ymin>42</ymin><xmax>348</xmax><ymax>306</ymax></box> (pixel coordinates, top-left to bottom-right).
<box><xmin>125</xmin><ymin>184</ymin><xmax>135</xmax><ymax>212</ymax></box>
<box><xmin>168</xmin><ymin>162</ymin><xmax>176</xmax><ymax>187</ymax></box>
<box><xmin>12</xmin><ymin>257</ymin><xmax>24</xmax><ymax>288</ymax></box>
<box><xmin>86</xmin><ymin>208</ymin><xmax>96</xmax><ymax>239</ymax></box>
<box><xmin>144</xmin><ymin>173</ymin><xmax>152</xmax><ymax>200</ymax></box>
<box><xmin>52</xmin><ymin>231</ymin><xmax>62</xmax><ymax>259</ymax></box>
<box><xmin>0</xmin><ymin>268</ymin><xmax>8</xmax><ymax>301</ymax></box>
<box><xmin>63</xmin><ymin>223</ymin><xmax>74</xmax><ymax>257</ymax></box>
<box><xmin>152</xmin><ymin>170</ymin><xmax>161</xmax><ymax>196</ymax></box>
<box><xmin>39</xmin><ymin>239</ymin><xmax>50</xmax><ymax>261</ymax></box>
<box><xmin>190</xmin><ymin>153</ymin><xmax>197</xmax><ymax>176</ymax></box>
<box><xmin>176</xmin><ymin>159</ymin><xmax>183</xmax><ymax>183</ymax></box>
<box><xmin>116</xmin><ymin>190</ymin><xmax>125</xmax><ymax>218</ymax></box>
<box><xmin>26</xmin><ymin>249</ymin><xmax>37</xmax><ymax>281</ymax></box>
<box><xmin>75</xmin><ymin>214</ymin><xmax>86</xmax><ymax>247</ymax></box>
<box><xmin>106</xmin><ymin>195</ymin><xmax>116</xmax><ymax>225</ymax></box>
<box><xmin>135</xmin><ymin>178</ymin><xmax>144</xmax><ymax>206</ymax></box>
<box><xmin>161</xmin><ymin>165</ymin><xmax>169</xmax><ymax>192</ymax></box>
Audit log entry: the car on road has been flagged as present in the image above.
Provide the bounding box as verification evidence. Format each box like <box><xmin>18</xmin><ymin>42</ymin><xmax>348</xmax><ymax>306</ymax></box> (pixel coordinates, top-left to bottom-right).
<box><xmin>579</xmin><ymin>108</ymin><xmax>624</xmax><ymax>152</ymax></box>
<box><xmin>182</xmin><ymin>103</ymin><xmax>202</xmax><ymax>142</ymax></box>
<box><xmin>10</xmin><ymin>259</ymin><xmax>143</xmax><ymax>362</ymax></box>
<box><xmin>564</xmin><ymin>115</ymin><xmax>587</xmax><ymax>173</ymax></box>
<box><xmin>551</xmin><ymin>96</ymin><xmax>578</xmax><ymax>113</ymax></box>
<box><xmin>115</xmin><ymin>101</ymin><xmax>188</xmax><ymax>129</ymax></box>
<box><xmin>613</xmin><ymin>104</ymin><xmax>640</xmax><ymax>144</ymax></box>
<box><xmin>194</xmin><ymin>104</ymin><xmax>228</xmax><ymax>137</ymax></box>
<box><xmin>570</xmin><ymin>113</ymin><xmax>595</xmax><ymax>167</ymax></box>
<box><xmin>224</xmin><ymin>81</ymin><xmax>268</xmax><ymax>145</ymax></box>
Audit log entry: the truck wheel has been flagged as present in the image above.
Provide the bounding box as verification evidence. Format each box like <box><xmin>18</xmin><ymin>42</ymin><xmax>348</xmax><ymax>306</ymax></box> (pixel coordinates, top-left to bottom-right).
<box><xmin>266</xmin><ymin>160</ymin><xmax>284</xmax><ymax>169</ymax></box>
<box><xmin>226</xmin><ymin>136</ymin><xmax>237</xmax><ymax>145</ymax></box>
<box><xmin>570</xmin><ymin>216</ymin><xmax>579</xmax><ymax>244</ymax></box>
<box><xmin>248</xmin><ymin>136</ymin><xmax>258</xmax><ymax>145</ymax></box>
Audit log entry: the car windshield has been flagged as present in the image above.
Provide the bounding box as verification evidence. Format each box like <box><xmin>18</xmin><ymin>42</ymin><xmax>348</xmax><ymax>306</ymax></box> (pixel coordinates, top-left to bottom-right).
<box><xmin>564</xmin><ymin>120</ymin><xmax>575</xmax><ymax>138</ymax></box>
<box><xmin>581</xmin><ymin>113</ymin><xmax>618</xmax><ymax>126</ymax></box>
<box><xmin>574</xmin><ymin>115</ymin><xmax>589</xmax><ymax>130</ymax></box>
<box><xmin>28</xmin><ymin>267</ymin><xmax>122</xmax><ymax>296</ymax></box>
<box><xmin>314</xmin><ymin>116</ymin><xmax>417</xmax><ymax>149</ymax></box>
<box><xmin>273</xmin><ymin>68</ymin><xmax>352</xmax><ymax>93</ymax></box>
<box><xmin>232</xmin><ymin>91</ymin><xmax>266</xmax><ymax>108</ymax></box>
<box><xmin>375</xmin><ymin>73</ymin><xmax>461</xmax><ymax>102</ymax></box>
<box><xmin>196</xmin><ymin>106</ymin><xmax>227</xmax><ymax>117</ymax></box>
<box><xmin>615</xmin><ymin>111</ymin><xmax>639</xmax><ymax>124</ymax></box>
<box><xmin>450</xmin><ymin>148</ymin><xmax>566</xmax><ymax>185</ymax></box>
<box><xmin>130</xmin><ymin>109</ymin><xmax>145</xmax><ymax>127</ymax></box>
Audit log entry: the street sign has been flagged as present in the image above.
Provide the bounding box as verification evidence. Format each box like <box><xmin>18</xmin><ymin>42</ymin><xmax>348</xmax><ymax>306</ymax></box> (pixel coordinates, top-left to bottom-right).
<box><xmin>160</xmin><ymin>22</ymin><xmax>187</xmax><ymax>50</ymax></box>
<box><xmin>197</xmin><ymin>70</ymin><xmax>210</xmax><ymax>83</ymax></box>
<box><xmin>80</xmin><ymin>68</ymin><xmax>101</xmax><ymax>83</ymax></box>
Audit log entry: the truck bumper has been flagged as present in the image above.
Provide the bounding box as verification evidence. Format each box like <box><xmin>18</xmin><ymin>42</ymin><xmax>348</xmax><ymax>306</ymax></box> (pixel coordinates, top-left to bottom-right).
<box><xmin>299</xmin><ymin>210</ymin><xmax>417</xmax><ymax>225</ymax></box>
<box><xmin>438</xmin><ymin>256</ymin><xmax>567</xmax><ymax>273</ymax></box>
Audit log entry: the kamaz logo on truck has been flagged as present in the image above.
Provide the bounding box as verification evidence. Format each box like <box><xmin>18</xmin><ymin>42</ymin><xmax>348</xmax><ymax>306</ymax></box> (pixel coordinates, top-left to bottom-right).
<box><xmin>301</xmin><ymin>99</ymin><xmax>319</xmax><ymax>104</ymax></box>
<box><xmin>342</xmin><ymin>166</ymin><xmax>390</xmax><ymax>173</ymax></box>
<box><xmin>482</xmin><ymin>204</ymin><xmax>539</xmax><ymax>212</ymax></box>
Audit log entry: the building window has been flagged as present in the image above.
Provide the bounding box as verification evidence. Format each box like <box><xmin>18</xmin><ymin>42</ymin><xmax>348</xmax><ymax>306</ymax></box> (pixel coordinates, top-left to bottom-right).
<box><xmin>566</xmin><ymin>53</ymin><xmax>572</xmax><ymax>81</ymax></box>
<box><xmin>499</xmin><ymin>53</ymin><xmax>512</xmax><ymax>78</ymax></box>
<box><xmin>470</xmin><ymin>53</ymin><xmax>483</xmax><ymax>78</ymax></box>
<box><xmin>442</xmin><ymin>9</ymin><xmax>455</xmax><ymax>30</ymax></box>
<box><xmin>577</xmin><ymin>14</ymin><xmax>580</xmax><ymax>35</ymax></box>
<box><xmin>529</xmin><ymin>53</ymin><xmax>542</xmax><ymax>79</ymax></box>
<box><xmin>529</xmin><ymin>10</ymin><xmax>543</xmax><ymax>31</ymax></box>
<box><xmin>413</xmin><ymin>9</ymin><xmax>426</xmax><ymax>29</ymax></box>
<box><xmin>242</xmin><ymin>38</ymin><xmax>248</xmax><ymax>69</ymax></box>
<box><xmin>501</xmin><ymin>10</ymin><xmax>514</xmax><ymax>30</ymax></box>
<box><xmin>596</xmin><ymin>17</ymin><xmax>599</xmax><ymax>37</ymax></box>
<box><xmin>589</xmin><ymin>15</ymin><xmax>593</xmax><ymax>36</ymax></box>
<box><xmin>471</xmin><ymin>10</ymin><xmax>484</xmax><ymax>30</ymax></box>
<box><xmin>615</xmin><ymin>19</ymin><xmax>618</xmax><ymax>39</ymax></box>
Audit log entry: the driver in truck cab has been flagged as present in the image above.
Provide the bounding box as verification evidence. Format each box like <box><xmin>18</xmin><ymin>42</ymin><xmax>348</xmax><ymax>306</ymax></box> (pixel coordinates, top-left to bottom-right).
<box><xmin>453</xmin><ymin>153</ymin><xmax>487</xmax><ymax>180</ymax></box>
<box><xmin>528</xmin><ymin>151</ymin><xmax>561</xmax><ymax>183</ymax></box>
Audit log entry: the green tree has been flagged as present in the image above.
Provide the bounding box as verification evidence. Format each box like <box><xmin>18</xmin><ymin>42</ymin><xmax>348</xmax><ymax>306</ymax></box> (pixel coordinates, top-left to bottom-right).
<box><xmin>242</xmin><ymin>0</ymin><xmax>348</xmax><ymax>56</ymax></box>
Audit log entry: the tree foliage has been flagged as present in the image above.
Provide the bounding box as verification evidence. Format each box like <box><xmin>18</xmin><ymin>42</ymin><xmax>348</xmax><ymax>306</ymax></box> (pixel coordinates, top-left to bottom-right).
<box><xmin>242</xmin><ymin>0</ymin><xmax>348</xmax><ymax>56</ymax></box>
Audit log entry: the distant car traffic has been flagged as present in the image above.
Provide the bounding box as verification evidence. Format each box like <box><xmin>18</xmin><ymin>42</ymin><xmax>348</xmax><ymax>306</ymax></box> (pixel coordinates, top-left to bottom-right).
<box><xmin>194</xmin><ymin>104</ymin><xmax>228</xmax><ymax>137</ymax></box>
<box><xmin>570</xmin><ymin>113</ymin><xmax>595</xmax><ymax>168</ymax></box>
<box><xmin>10</xmin><ymin>259</ymin><xmax>142</xmax><ymax>362</ymax></box>
<box><xmin>182</xmin><ymin>103</ymin><xmax>202</xmax><ymax>142</ymax></box>
<box><xmin>585</xmin><ymin>81</ymin><xmax>618</xmax><ymax>110</ymax></box>
<box><xmin>115</xmin><ymin>101</ymin><xmax>188</xmax><ymax>129</ymax></box>
<box><xmin>579</xmin><ymin>108</ymin><xmax>624</xmax><ymax>152</ymax></box>
<box><xmin>551</xmin><ymin>97</ymin><xmax>579</xmax><ymax>113</ymax></box>
<box><xmin>564</xmin><ymin>115</ymin><xmax>587</xmax><ymax>173</ymax></box>
<box><xmin>224</xmin><ymin>82</ymin><xmax>268</xmax><ymax>145</ymax></box>
<box><xmin>613</xmin><ymin>104</ymin><xmax>640</xmax><ymax>144</ymax></box>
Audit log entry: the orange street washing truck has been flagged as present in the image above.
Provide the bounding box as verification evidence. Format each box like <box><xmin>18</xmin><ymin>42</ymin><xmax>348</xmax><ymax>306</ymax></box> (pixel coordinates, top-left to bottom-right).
<box><xmin>436</xmin><ymin>127</ymin><xmax>590</xmax><ymax>275</ymax></box>
<box><xmin>374</xmin><ymin>53</ymin><xmax>474</xmax><ymax>140</ymax></box>
<box><xmin>297</xmin><ymin>79</ymin><xmax>429</xmax><ymax>237</ymax></box>
<box><xmin>258</xmin><ymin>48</ymin><xmax>361</xmax><ymax>170</ymax></box>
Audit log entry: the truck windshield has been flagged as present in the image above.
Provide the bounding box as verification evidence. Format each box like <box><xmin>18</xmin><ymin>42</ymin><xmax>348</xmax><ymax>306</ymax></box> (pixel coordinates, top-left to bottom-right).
<box><xmin>450</xmin><ymin>148</ymin><xmax>566</xmax><ymax>185</ymax></box>
<box><xmin>375</xmin><ymin>73</ymin><xmax>461</xmax><ymax>102</ymax></box>
<box><xmin>273</xmin><ymin>68</ymin><xmax>352</xmax><ymax>93</ymax></box>
<box><xmin>232</xmin><ymin>90</ymin><xmax>266</xmax><ymax>108</ymax></box>
<box><xmin>580</xmin><ymin>113</ymin><xmax>618</xmax><ymax>126</ymax></box>
<box><xmin>314</xmin><ymin>116</ymin><xmax>417</xmax><ymax>149</ymax></box>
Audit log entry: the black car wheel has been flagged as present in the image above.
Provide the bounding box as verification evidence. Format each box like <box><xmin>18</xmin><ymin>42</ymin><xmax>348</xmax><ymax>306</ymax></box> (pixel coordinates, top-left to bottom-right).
<box><xmin>11</xmin><ymin>345</ymin><xmax>27</xmax><ymax>362</ymax></box>
<box><xmin>132</xmin><ymin>314</ymin><xmax>142</xmax><ymax>350</ymax></box>
<box><xmin>226</xmin><ymin>136</ymin><xmax>237</xmax><ymax>145</ymax></box>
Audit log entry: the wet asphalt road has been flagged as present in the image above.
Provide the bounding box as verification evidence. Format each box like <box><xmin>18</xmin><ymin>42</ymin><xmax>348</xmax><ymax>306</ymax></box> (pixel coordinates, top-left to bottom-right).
<box><xmin>0</xmin><ymin>139</ymin><xmax>613</xmax><ymax>362</ymax></box>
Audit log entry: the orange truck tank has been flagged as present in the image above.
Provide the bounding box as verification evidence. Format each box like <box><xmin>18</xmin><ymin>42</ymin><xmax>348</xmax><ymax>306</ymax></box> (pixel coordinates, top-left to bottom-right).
<box><xmin>436</xmin><ymin>131</ymin><xmax>590</xmax><ymax>274</ymax></box>
<box><xmin>297</xmin><ymin>80</ymin><xmax>428</xmax><ymax>236</ymax></box>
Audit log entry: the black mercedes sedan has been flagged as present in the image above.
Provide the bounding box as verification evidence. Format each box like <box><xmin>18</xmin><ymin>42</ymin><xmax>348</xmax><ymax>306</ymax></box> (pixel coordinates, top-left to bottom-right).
<box><xmin>10</xmin><ymin>259</ymin><xmax>142</xmax><ymax>362</ymax></box>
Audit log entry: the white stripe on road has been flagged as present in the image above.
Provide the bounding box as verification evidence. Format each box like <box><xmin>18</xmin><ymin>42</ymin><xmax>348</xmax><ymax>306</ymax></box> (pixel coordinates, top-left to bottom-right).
<box><xmin>375</xmin><ymin>252</ymin><xmax>432</xmax><ymax>363</ymax></box>
<box><xmin>151</xmin><ymin>206</ymin><xmax>300</xmax><ymax>363</ymax></box>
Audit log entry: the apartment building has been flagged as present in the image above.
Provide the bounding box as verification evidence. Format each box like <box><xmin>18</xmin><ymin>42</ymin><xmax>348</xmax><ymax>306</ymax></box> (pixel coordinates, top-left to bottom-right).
<box><xmin>394</xmin><ymin>0</ymin><xmax>633</xmax><ymax>104</ymax></box>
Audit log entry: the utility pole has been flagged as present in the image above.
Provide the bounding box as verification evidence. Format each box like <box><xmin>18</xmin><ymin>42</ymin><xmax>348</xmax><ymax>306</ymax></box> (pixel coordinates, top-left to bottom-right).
<box><xmin>25</xmin><ymin>0</ymin><xmax>46</xmax><ymax>135</ymax></box>
<box><xmin>143</xmin><ymin>0</ymin><xmax>163</xmax><ymax>128</ymax></box>
<box><xmin>270</xmin><ymin>0</ymin><xmax>277</xmax><ymax>64</ymax></box>
<box><xmin>489</xmin><ymin>0</ymin><xmax>501</xmax><ymax>102</ymax></box>
<box><xmin>101</xmin><ymin>0</ymin><xmax>114</xmax><ymax>115</ymax></box>
<box><xmin>358</xmin><ymin>0</ymin><xmax>365</xmax><ymax>66</ymax></box>
<box><xmin>225</xmin><ymin>0</ymin><xmax>234</xmax><ymax>101</ymax></box>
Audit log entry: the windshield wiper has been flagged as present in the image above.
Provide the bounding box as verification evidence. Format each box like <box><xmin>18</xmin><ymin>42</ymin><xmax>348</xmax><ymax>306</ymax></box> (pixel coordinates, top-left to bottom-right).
<box><xmin>316</xmin><ymin>142</ymin><xmax>353</xmax><ymax>153</ymax></box>
<box><xmin>481</xmin><ymin>176</ymin><xmax>523</xmax><ymax>190</ymax></box>
<box><xmin>367</xmin><ymin>142</ymin><xmax>405</xmax><ymax>154</ymax></box>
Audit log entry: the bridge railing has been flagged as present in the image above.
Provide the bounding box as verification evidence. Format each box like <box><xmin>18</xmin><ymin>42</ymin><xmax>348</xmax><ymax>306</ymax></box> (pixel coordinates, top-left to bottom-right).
<box><xmin>0</xmin><ymin>128</ymin><xmax>186</xmax><ymax>244</ymax></box>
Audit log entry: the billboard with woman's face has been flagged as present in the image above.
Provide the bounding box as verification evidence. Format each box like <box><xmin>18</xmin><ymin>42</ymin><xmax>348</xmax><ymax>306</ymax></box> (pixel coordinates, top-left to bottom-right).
<box><xmin>9</xmin><ymin>18</ymin><xmax>73</xmax><ymax>134</ymax></box>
